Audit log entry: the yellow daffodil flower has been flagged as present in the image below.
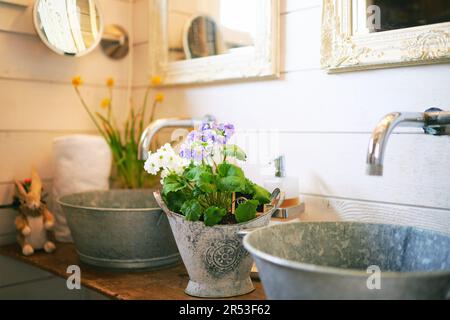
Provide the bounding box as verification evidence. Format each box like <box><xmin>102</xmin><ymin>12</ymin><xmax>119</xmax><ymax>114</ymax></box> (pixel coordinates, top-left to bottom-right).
<box><xmin>155</xmin><ymin>93</ymin><xmax>165</xmax><ymax>103</ymax></box>
<box><xmin>101</xmin><ymin>98</ymin><xmax>111</xmax><ymax>109</ymax></box>
<box><xmin>106</xmin><ymin>78</ymin><xmax>115</xmax><ymax>88</ymax></box>
<box><xmin>72</xmin><ymin>76</ymin><xmax>83</xmax><ymax>87</ymax></box>
<box><xmin>151</xmin><ymin>75</ymin><xmax>162</xmax><ymax>86</ymax></box>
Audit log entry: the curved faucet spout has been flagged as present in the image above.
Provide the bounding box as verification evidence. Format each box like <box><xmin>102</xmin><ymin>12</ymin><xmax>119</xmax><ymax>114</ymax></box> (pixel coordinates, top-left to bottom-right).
<box><xmin>138</xmin><ymin>115</ymin><xmax>215</xmax><ymax>160</ymax></box>
<box><xmin>366</xmin><ymin>110</ymin><xmax>450</xmax><ymax>176</ymax></box>
<box><xmin>366</xmin><ymin>112</ymin><xmax>424</xmax><ymax>176</ymax></box>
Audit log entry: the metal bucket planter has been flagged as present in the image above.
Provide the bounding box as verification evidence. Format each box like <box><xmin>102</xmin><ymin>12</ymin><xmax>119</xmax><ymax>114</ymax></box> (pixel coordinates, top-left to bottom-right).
<box><xmin>154</xmin><ymin>191</ymin><xmax>283</xmax><ymax>298</ymax></box>
<box><xmin>59</xmin><ymin>190</ymin><xmax>180</xmax><ymax>270</ymax></box>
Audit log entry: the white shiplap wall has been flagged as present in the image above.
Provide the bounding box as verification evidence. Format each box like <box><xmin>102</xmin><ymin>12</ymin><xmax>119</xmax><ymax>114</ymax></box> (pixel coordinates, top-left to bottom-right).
<box><xmin>132</xmin><ymin>0</ymin><xmax>450</xmax><ymax>234</ymax></box>
<box><xmin>0</xmin><ymin>0</ymin><xmax>132</xmax><ymax>298</ymax></box>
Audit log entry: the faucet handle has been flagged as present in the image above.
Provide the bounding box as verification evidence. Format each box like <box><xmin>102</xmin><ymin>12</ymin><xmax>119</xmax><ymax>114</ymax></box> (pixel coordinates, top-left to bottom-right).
<box><xmin>203</xmin><ymin>114</ymin><xmax>216</xmax><ymax>122</ymax></box>
<box><xmin>423</xmin><ymin>108</ymin><xmax>450</xmax><ymax>136</ymax></box>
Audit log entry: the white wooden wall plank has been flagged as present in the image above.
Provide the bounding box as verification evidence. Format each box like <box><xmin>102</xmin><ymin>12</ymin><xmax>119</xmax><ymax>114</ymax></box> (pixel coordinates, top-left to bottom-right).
<box><xmin>282</xmin><ymin>0</ymin><xmax>321</xmax><ymax>13</ymax></box>
<box><xmin>133</xmin><ymin>0</ymin><xmax>149</xmax><ymax>44</ymax></box>
<box><xmin>132</xmin><ymin>42</ymin><xmax>150</xmax><ymax>86</ymax></box>
<box><xmin>0</xmin><ymin>131</ymin><xmax>57</xmax><ymax>182</ymax></box>
<box><xmin>0</xmin><ymin>208</ymin><xmax>17</xmax><ymax>234</ymax></box>
<box><xmin>0</xmin><ymin>80</ymin><xmax>129</xmax><ymax>131</ymax></box>
<box><xmin>97</xmin><ymin>0</ymin><xmax>133</xmax><ymax>32</ymax></box>
<box><xmin>0</xmin><ymin>180</ymin><xmax>51</xmax><ymax>206</ymax></box>
<box><xmin>280</xmin><ymin>7</ymin><xmax>321</xmax><ymax>71</ymax></box>
<box><xmin>0</xmin><ymin>131</ymin><xmax>105</xmax><ymax>183</ymax></box>
<box><xmin>0</xmin><ymin>3</ymin><xmax>34</xmax><ymax>35</ymax></box>
<box><xmin>0</xmin><ymin>186</ymin><xmax>14</xmax><ymax>207</ymax></box>
<box><xmin>0</xmin><ymin>32</ymin><xmax>131</xmax><ymax>87</ymax></box>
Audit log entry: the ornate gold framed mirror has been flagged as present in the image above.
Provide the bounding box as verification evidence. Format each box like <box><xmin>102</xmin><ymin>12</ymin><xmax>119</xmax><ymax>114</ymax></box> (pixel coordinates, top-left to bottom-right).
<box><xmin>321</xmin><ymin>0</ymin><xmax>450</xmax><ymax>73</ymax></box>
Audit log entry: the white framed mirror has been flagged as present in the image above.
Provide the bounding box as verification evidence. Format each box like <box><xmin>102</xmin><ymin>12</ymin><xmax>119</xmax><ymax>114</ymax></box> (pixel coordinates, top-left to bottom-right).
<box><xmin>33</xmin><ymin>0</ymin><xmax>104</xmax><ymax>57</ymax></box>
<box><xmin>148</xmin><ymin>0</ymin><xmax>280</xmax><ymax>86</ymax></box>
<box><xmin>321</xmin><ymin>0</ymin><xmax>450</xmax><ymax>73</ymax></box>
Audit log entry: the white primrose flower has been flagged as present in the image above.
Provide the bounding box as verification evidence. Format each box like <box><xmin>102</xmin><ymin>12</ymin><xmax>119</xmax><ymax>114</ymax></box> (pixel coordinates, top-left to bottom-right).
<box><xmin>144</xmin><ymin>161</ymin><xmax>158</xmax><ymax>175</ymax></box>
<box><xmin>144</xmin><ymin>143</ymin><xmax>188</xmax><ymax>176</ymax></box>
<box><xmin>144</xmin><ymin>153</ymin><xmax>161</xmax><ymax>175</ymax></box>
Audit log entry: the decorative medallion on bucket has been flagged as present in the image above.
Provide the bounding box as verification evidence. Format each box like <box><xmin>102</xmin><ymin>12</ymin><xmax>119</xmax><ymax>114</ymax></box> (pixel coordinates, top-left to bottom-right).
<box><xmin>204</xmin><ymin>239</ymin><xmax>248</xmax><ymax>277</ymax></box>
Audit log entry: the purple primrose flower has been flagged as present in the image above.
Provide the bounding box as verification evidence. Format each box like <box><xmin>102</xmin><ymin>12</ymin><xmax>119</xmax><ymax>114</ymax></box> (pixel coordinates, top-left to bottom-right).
<box><xmin>179</xmin><ymin>121</ymin><xmax>237</xmax><ymax>163</ymax></box>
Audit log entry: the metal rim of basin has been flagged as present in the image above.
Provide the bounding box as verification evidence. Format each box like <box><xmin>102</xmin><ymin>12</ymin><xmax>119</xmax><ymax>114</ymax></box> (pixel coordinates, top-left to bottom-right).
<box><xmin>58</xmin><ymin>190</ymin><xmax>161</xmax><ymax>213</ymax></box>
<box><xmin>243</xmin><ymin>221</ymin><xmax>450</xmax><ymax>279</ymax></box>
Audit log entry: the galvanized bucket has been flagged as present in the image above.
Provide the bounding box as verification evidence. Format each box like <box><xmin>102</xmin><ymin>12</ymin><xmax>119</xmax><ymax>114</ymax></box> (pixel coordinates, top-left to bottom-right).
<box><xmin>154</xmin><ymin>190</ymin><xmax>283</xmax><ymax>298</ymax></box>
<box><xmin>59</xmin><ymin>190</ymin><xmax>180</xmax><ymax>270</ymax></box>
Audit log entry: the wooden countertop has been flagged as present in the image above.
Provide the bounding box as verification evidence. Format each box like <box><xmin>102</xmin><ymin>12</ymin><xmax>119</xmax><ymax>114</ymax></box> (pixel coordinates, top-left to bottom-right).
<box><xmin>0</xmin><ymin>243</ymin><xmax>265</xmax><ymax>300</ymax></box>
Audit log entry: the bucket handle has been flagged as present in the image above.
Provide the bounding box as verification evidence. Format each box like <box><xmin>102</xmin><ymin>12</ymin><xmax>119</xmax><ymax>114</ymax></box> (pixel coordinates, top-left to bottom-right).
<box><xmin>154</xmin><ymin>191</ymin><xmax>171</xmax><ymax>216</ymax></box>
<box><xmin>237</xmin><ymin>188</ymin><xmax>285</xmax><ymax>239</ymax></box>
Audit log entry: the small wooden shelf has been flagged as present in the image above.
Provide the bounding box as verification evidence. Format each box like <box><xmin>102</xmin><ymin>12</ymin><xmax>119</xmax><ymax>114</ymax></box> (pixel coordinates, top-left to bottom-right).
<box><xmin>0</xmin><ymin>243</ymin><xmax>266</xmax><ymax>300</ymax></box>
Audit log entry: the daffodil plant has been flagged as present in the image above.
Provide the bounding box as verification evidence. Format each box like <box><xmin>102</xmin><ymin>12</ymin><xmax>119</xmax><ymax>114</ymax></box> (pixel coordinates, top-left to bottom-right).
<box><xmin>144</xmin><ymin>122</ymin><xmax>272</xmax><ymax>226</ymax></box>
<box><xmin>72</xmin><ymin>76</ymin><xmax>165</xmax><ymax>189</ymax></box>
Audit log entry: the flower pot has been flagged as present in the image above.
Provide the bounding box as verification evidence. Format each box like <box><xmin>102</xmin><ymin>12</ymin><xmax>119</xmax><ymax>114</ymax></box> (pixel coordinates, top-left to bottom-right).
<box><xmin>154</xmin><ymin>191</ymin><xmax>282</xmax><ymax>298</ymax></box>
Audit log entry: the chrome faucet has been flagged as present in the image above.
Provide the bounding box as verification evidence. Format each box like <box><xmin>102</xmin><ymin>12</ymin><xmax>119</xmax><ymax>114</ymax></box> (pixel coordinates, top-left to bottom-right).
<box><xmin>138</xmin><ymin>115</ymin><xmax>216</xmax><ymax>160</ymax></box>
<box><xmin>366</xmin><ymin>108</ymin><xmax>450</xmax><ymax>176</ymax></box>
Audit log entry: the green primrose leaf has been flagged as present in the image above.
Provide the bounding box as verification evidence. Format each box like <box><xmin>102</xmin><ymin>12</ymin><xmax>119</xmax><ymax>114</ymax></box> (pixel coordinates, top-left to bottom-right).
<box><xmin>217</xmin><ymin>176</ymin><xmax>246</xmax><ymax>192</ymax></box>
<box><xmin>180</xmin><ymin>199</ymin><xmax>203</xmax><ymax>222</ymax></box>
<box><xmin>235</xmin><ymin>200</ymin><xmax>259</xmax><ymax>223</ymax></box>
<box><xmin>197</xmin><ymin>172</ymin><xmax>217</xmax><ymax>193</ymax></box>
<box><xmin>204</xmin><ymin>206</ymin><xmax>227</xmax><ymax>226</ymax></box>
<box><xmin>242</xmin><ymin>179</ymin><xmax>255</xmax><ymax>195</ymax></box>
<box><xmin>217</xmin><ymin>163</ymin><xmax>245</xmax><ymax>178</ymax></box>
<box><xmin>162</xmin><ymin>174</ymin><xmax>186</xmax><ymax>195</ymax></box>
<box><xmin>184</xmin><ymin>165</ymin><xmax>211</xmax><ymax>181</ymax></box>
<box><xmin>223</xmin><ymin>145</ymin><xmax>247</xmax><ymax>161</ymax></box>
<box><xmin>163</xmin><ymin>190</ymin><xmax>188</xmax><ymax>213</ymax></box>
<box><xmin>252</xmin><ymin>184</ymin><xmax>271</xmax><ymax>205</ymax></box>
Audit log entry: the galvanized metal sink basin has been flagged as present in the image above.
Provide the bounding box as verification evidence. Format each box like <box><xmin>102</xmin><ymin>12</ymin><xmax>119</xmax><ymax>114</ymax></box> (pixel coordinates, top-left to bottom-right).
<box><xmin>59</xmin><ymin>190</ymin><xmax>180</xmax><ymax>270</ymax></box>
<box><xmin>243</xmin><ymin>222</ymin><xmax>450</xmax><ymax>300</ymax></box>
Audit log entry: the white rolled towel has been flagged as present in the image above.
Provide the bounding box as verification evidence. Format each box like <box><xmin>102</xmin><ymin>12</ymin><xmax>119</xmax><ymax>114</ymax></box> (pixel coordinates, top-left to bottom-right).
<box><xmin>51</xmin><ymin>135</ymin><xmax>112</xmax><ymax>242</ymax></box>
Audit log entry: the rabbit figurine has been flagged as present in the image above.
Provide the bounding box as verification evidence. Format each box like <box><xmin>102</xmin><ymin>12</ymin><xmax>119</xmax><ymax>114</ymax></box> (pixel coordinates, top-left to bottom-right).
<box><xmin>14</xmin><ymin>168</ymin><xmax>56</xmax><ymax>256</ymax></box>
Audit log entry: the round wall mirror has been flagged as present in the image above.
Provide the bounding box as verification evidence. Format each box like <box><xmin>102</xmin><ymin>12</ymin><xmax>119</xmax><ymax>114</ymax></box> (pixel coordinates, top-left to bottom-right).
<box><xmin>33</xmin><ymin>0</ymin><xmax>104</xmax><ymax>57</ymax></box>
<box><xmin>183</xmin><ymin>15</ymin><xmax>225</xmax><ymax>60</ymax></box>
